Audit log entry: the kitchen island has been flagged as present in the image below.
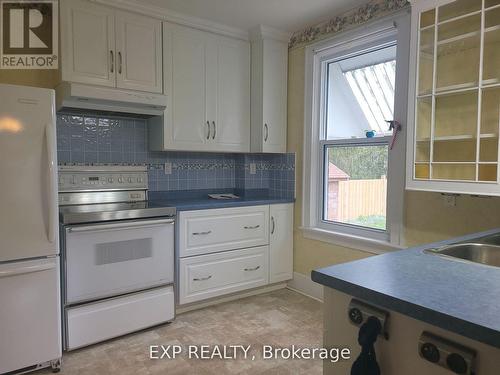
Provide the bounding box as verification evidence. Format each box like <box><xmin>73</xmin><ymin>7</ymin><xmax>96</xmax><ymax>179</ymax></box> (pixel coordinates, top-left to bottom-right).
<box><xmin>312</xmin><ymin>229</ymin><xmax>500</xmax><ymax>374</ymax></box>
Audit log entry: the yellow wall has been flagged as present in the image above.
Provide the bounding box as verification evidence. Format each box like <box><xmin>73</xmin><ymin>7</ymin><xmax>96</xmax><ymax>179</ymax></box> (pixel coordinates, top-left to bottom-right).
<box><xmin>0</xmin><ymin>69</ymin><xmax>59</xmax><ymax>89</ymax></box>
<box><xmin>287</xmin><ymin>45</ymin><xmax>500</xmax><ymax>277</ymax></box>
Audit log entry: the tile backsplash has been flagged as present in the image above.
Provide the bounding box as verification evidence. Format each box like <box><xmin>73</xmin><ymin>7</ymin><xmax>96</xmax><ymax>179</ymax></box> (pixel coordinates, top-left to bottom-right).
<box><xmin>56</xmin><ymin>114</ymin><xmax>295</xmax><ymax>198</ymax></box>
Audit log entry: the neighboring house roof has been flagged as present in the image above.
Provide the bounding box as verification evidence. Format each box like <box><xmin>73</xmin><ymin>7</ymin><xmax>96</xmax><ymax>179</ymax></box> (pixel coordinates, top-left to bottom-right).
<box><xmin>329</xmin><ymin>163</ymin><xmax>349</xmax><ymax>180</ymax></box>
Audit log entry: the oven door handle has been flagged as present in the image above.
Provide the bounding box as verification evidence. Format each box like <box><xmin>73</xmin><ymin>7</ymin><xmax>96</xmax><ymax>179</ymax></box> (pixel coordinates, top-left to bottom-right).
<box><xmin>68</xmin><ymin>218</ymin><xmax>175</xmax><ymax>233</ymax></box>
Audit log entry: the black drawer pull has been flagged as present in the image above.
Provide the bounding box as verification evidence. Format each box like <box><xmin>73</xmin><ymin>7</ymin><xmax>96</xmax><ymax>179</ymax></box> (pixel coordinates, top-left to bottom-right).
<box><xmin>244</xmin><ymin>225</ymin><xmax>260</xmax><ymax>230</ymax></box>
<box><xmin>192</xmin><ymin>230</ymin><xmax>212</xmax><ymax>236</ymax></box>
<box><xmin>244</xmin><ymin>266</ymin><xmax>260</xmax><ymax>272</ymax></box>
<box><xmin>193</xmin><ymin>275</ymin><xmax>212</xmax><ymax>281</ymax></box>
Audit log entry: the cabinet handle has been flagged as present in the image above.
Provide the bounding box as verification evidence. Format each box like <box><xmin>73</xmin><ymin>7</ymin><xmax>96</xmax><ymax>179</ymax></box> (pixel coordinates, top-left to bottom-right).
<box><xmin>244</xmin><ymin>225</ymin><xmax>260</xmax><ymax>230</ymax></box>
<box><xmin>244</xmin><ymin>266</ymin><xmax>260</xmax><ymax>272</ymax></box>
<box><xmin>271</xmin><ymin>216</ymin><xmax>275</xmax><ymax>234</ymax></box>
<box><xmin>192</xmin><ymin>230</ymin><xmax>212</xmax><ymax>236</ymax></box>
<box><xmin>118</xmin><ymin>51</ymin><xmax>122</xmax><ymax>74</ymax></box>
<box><xmin>110</xmin><ymin>50</ymin><xmax>114</xmax><ymax>73</ymax></box>
<box><xmin>193</xmin><ymin>275</ymin><xmax>212</xmax><ymax>281</ymax></box>
<box><xmin>264</xmin><ymin>123</ymin><xmax>269</xmax><ymax>142</ymax></box>
<box><xmin>206</xmin><ymin>121</ymin><xmax>210</xmax><ymax>140</ymax></box>
<box><xmin>212</xmin><ymin>121</ymin><xmax>216</xmax><ymax>140</ymax></box>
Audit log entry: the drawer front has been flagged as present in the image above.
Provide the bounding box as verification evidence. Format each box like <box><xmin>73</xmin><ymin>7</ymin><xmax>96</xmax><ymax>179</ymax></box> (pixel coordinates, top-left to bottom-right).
<box><xmin>179</xmin><ymin>246</ymin><xmax>269</xmax><ymax>304</ymax></box>
<box><xmin>66</xmin><ymin>286</ymin><xmax>174</xmax><ymax>350</ymax></box>
<box><xmin>179</xmin><ymin>206</ymin><xmax>269</xmax><ymax>257</ymax></box>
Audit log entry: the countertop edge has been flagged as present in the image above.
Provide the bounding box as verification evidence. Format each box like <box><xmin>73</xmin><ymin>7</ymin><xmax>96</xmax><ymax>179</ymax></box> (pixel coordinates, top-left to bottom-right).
<box><xmin>158</xmin><ymin>198</ymin><xmax>296</xmax><ymax>211</ymax></box>
<box><xmin>311</xmin><ymin>269</ymin><xmax>500</xmax><ymax>348</ymax></box>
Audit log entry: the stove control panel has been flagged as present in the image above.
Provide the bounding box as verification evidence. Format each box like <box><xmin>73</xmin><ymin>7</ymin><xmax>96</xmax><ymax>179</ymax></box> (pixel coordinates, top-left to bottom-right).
<box><xmin>58</xmin><ymin>166</ymin><xmax>148</xmax><ymax>192</ymax></box>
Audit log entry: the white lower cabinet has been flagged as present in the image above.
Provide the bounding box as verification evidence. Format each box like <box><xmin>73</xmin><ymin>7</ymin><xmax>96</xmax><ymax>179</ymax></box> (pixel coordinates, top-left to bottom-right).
<box><xmin>178</xmin><ymin>204</ymin><xmax>293</xmax><ymax>305</ymax></box>
<box><xmin>179</xmin><ymin>246</ymin><xmax>269</xmax><ymax>304</ymax></box>
<box><xmin>269</xmin><ymin>203</ymin><xmax>294</xmax><ymax>283</ymax></box>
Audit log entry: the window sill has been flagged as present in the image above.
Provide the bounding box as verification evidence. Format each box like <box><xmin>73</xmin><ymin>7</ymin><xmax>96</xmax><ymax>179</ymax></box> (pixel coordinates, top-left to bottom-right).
<box><xmin>300</xmin><ymin>226</ymin><xmax>404</xmax><ymax>255</ymax></box>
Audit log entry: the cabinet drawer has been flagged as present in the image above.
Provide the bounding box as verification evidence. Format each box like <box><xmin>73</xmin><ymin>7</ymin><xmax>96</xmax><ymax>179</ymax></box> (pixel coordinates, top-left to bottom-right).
<box><xmin>66</xmin><ymin>286</ymin><xmax>174</xmax><ymax>350</ymax></box>
<box><xmin>179</xmin><ymin>246</ymin><xmax>269</xmax><ymax>304</ymax></box>
<box><xmin>179</xmin><ymin>206</ymin><xmax>269</xmax><ymax>257</ymax></box>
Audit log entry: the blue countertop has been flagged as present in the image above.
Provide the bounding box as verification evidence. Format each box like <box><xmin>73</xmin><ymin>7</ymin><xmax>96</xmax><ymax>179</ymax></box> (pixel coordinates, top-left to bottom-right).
<box><xmin>149</xmin><ymin>189</ymin><xmax>294</xmax><ymax>211</ymax></box>
<box><xmin>311</xmin><ymin>229</ymin><xmax>500</xmax><ymax>348</ymax></box>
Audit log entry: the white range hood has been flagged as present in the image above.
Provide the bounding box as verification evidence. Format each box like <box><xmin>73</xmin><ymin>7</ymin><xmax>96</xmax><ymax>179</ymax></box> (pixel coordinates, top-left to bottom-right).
<box><xmin>55</xmin><ymin>82</ymin><xmax>167</xmax><ymax>117</ymax></box>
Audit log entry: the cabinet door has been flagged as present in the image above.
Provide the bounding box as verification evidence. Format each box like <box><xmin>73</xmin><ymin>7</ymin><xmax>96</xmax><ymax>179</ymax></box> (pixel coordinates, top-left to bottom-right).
<box><xmin>214</xmin><ymin>36</ymin><xmax>251</xmax><ymax>152</ymax></box>
<box><xmin>262</xmin><ymin>39</ymin><xmax>288</xmax><ymax>153</ymax></box>
<box><xmin>115</xmin><ymin>12</ymin><xmax>162</xmax><ymax>93</ymax></box>
<box><xmin>61</xmin><ymin>0</ymin><xmax>115</xmax><ymax>87</ymax></box>
<box><xmin>269</xmin><ymin>203</ymin><xmax>293</xmax><ymax>283</ymax></box>
<box><xmin>162</xmin><ymin>23</ymin><xmax>210</xmax><ymax>151</ymax></box>
<box><xmin>407</xmin><ymin>0</ymin><xmax>500</xmax><ymax>195</ymax></box>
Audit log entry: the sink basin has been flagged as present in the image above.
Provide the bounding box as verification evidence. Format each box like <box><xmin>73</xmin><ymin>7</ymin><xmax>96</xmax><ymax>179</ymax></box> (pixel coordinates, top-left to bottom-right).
<box><xmin>476</xmin><ymin>233</ymin><xmax>500</xmax><ymax>246</ymax></box>
<box><xmin>425</xmin><ymin>243</ymin><xmax>500</xmax><ymax>268</ymax></box>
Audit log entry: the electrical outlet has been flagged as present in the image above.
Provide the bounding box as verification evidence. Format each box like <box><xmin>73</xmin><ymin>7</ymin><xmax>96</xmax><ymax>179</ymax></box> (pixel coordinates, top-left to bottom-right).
<box><xmin>249</xmin><ymin>163</ymin><xmax>257</xmax><ymax>175</ymax></box>
<box><xmin>164</xmin><ymin>162</ymin><xmax>172</xmax><ymax>175</ymax></box>
<box><xmin>442</xmin><ymin>194</ymin><xmax>457</xmax><ymax>207</ymax></box>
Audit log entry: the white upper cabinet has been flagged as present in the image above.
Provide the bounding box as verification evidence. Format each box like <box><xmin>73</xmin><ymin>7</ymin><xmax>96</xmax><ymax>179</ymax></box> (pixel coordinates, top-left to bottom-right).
<box><xmin>115</xmin><ymin>12</ymin><xmax>162</xmax><ymax>93</ymax></box>
<box><xmin>61</xmin><ymin>0</ymin><xmax>162</xmax><ymax>94</ymax></box>
<box><xmin>150</xmin><ymin>22</ymin><xmax>250</xmax><ymax>152</ymax></box>
<box><xmin>61</xmin><ymin>0</ymin><xmax>115</xmax><ymax>87</ymax></box>
<box><xmin>216</xmin><ymin>36</ymin><xmax>251</xmax><ymax>151</ymax></box>
<box><xmin>407</xmin><ymin>0</ymin><xmax>500</xmax><ymax>196</ymax></box>
<box><xmin>251</xmin><ymin>27</ymin><xmax>290</xmax><ymax>153</ymax></box>
<box><xmin>163</xmin><ymin>24</ymin><xmax>208</xmax><ymax>150</ymax></box>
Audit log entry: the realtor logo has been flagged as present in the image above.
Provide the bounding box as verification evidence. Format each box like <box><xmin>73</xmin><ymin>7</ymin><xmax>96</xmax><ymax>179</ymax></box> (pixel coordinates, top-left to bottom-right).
<box><xmin>0</xmin><ymin>0</ymin><xmax>58</xmax><ymax>69</ymax></box>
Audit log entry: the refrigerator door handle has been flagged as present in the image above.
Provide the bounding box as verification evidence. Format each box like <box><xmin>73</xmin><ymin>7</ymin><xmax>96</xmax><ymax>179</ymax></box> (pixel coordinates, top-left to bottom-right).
<box><xmin>45</xmin><ymin>122</ymin><xmax>56</xmax><ymax>244</ymax></box>
<box><xmin>0</xmin><ymin>261</ymin><xmax>56</xmax><ymax>279</ymax></box>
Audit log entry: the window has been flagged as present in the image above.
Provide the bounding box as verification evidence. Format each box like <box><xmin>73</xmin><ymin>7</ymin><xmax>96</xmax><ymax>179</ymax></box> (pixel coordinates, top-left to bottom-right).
<box><xmin>303</xmin><ymin>15</ymin><xmax>409</xmax><ymax>250</ymax></box>
<box><xmin>323</xmin><ymin>45</ymin><xmax>395</xmax><ymax>234</ymax></box>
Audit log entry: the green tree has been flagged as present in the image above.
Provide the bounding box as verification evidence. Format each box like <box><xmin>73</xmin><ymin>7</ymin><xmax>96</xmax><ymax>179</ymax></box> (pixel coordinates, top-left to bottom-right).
<box><xmin>328</xmin><ymin>145</ymin><xmax>388</xmax><ymax>180</ymax></box>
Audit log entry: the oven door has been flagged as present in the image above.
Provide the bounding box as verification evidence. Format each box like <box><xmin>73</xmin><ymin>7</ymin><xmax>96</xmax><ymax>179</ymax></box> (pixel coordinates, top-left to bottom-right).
<box><xmin>64</xmin><ymin>218</ymin><xmax>174</xmax><ymax>304</ymax></box>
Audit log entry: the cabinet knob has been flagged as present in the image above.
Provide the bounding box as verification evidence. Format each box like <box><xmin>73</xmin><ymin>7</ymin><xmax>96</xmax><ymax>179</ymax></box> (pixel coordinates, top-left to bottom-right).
<box><xmin>212</xmin><ymin>121</ymin><xmax>216</xmax><ymax>140</ymax></box>
<box><xmin>271</xmin><ymin>216</ymin><xmax>275</xmax><ymax>234</ymax></box>
<box><xmin>206</xmin><ymin>121</ymin><xmax>210</xmax><ymax>140</ymax></box>
<box><xmin>264</xmin><ymin>123</ymin><xmax>269</xmax><ymax>142</ymax></box>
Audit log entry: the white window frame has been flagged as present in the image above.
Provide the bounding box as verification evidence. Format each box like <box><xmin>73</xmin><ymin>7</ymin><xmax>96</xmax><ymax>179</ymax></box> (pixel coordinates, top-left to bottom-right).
<box><xmin>302</xmin><ymin>11</ymin><xmax>411</xmax><ymax>254</ymax></box>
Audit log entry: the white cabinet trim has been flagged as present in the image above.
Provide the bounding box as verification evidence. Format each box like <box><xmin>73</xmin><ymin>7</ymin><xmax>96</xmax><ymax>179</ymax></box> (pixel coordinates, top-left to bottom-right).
<box><xmin>93</xmin><ymin>0</ymin><xmax>250</xmax><ymax>41</ymax></box>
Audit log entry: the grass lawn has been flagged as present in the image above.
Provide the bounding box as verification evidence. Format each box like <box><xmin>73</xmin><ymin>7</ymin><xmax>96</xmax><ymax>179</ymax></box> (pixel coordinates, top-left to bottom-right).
<box><xmin>347</xmin><ymin>215</ymin><xmax>386</xmax><ymax>230</ymax></box>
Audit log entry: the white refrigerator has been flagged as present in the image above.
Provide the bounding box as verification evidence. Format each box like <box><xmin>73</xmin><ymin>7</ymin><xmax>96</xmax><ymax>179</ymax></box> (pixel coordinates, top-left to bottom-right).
<box><xmin>0</xmin><ymin>84</ymin><xmax>62</xmax><ymax>373</ymax></box>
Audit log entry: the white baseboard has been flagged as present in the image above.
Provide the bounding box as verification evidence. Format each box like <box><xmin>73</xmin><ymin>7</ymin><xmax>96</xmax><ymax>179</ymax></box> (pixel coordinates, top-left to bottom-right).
<box><xmin>287</xmin><ymin>272</ymin><xmax>324</xmax><ymax>302</ymax></box>
<box><xmin>176</xmin><ymin>283</ymin><xmax>287</xmax><ymax>314</ymax></box>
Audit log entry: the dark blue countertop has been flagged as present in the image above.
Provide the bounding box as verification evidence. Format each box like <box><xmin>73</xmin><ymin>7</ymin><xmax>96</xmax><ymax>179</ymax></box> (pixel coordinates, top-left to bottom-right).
<box><xmin>148</xmin><ymin>189</ymin><xmax>294</xmax><ymax>211</ymax></box>
<box><xmin>311</xmin><ymin>229</ymin><xmax>500</xmax><ymax>348</ymax></box>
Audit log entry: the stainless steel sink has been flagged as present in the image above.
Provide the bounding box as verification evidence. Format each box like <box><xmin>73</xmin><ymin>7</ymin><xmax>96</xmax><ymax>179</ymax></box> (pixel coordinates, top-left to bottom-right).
<box><xmin>425</xmin><ymin>243</ymin><xmax>500</xmax><ymax>268</ymax></box>
<box><xmin>476</xmin><ymin>233</ymin><xmax>500</xmax><ymax>246</ymax></box>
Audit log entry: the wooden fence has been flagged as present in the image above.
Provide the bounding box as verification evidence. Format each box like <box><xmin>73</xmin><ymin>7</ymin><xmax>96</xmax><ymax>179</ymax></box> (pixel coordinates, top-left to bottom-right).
<box><xmin>336</xmin><ymin>179</ymin><xmax>387</xmax><ymax>222</ymax></box>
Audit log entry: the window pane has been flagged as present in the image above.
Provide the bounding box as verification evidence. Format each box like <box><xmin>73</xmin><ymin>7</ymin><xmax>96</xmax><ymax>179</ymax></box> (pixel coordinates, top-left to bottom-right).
<box><xmin>326</xmin><ymin>45</ymin><xmax>396</xmax><ymax>139</ymax></box>
<box><xmin>324</xmin><ymin>144</ymin><xmax>388</xmax><ymax>230</ymax></box>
